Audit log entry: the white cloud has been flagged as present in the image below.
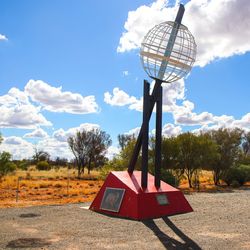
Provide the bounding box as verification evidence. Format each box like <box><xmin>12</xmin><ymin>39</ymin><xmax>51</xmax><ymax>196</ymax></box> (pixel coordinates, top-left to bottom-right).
<box><xmin>162</xmin><ymin>123</ymin><xmax>182</xmax><ymax>137</ymax></box>
<box><xmin>24</xmin><ymin>128</ymin><xmax>48</xmax><ymax>138</ymax></box>
<box><xmin>173</xmin><ymin>100</ymin><xmax>214</xmax><ymax>125</ymax></box>
<box><xmin>37</xmin><ymin>138</ymin><xmax>72</xmax><ymax>160</ymax></box>
<box><xmin>0</xmin><ymin>87</ymin><xmax>52</xmax><ymax>128</ymax></box>
<box><xmin>151</xmin><ymin>123</ymin><xmax>182</xmax><ymax>137</ymax></box>
<box><xmin>0</xmin><ymin>136</ymin><xmax>34</xmax><ymax>160</ymax></box>
<box><xmin>53</xmin><ymin>123</ymin><xmax>100</xmax><ymax>142</ymax></box>
<box><xmin>104</xmin><ymin>87</ymin><xmax>139</xmax><ymax>107</ymax></box>
<box><xmin>106</xmin><ymin>146</ymin><xmax>120</xmax><ymax>160</ymax></box>
<box><xmin>0</xmin><ymin>34</ymin><xmax>8</xmax><ymax>41</ymax></box>
<box><xmin>25</xmin><ymin>79</ymin><xmax>99</xmax><ymax>114</ymax></box>
<box><xmin>117</xmin><ymin>0</ymin><xmax>250</xmax><ymax>67</ymax></box>
<box><xmin>104</xmin><ymin>78</ymin><xmax>185</xmax><ymax>113</ymax></box>
<box><xmin>0</xmin><ymin>87</ymin><xmax>45</xmax><ymax>129</ymax></box>
<box><xmin>125</xmin><ymin>127</ymin><xmax>141</xmax><ymax>137</ymax></box>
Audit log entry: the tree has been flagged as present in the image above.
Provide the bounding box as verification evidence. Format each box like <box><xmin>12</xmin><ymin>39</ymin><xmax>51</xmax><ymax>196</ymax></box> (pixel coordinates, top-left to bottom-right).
<box><xmin>86</xmin><ymin>129</ymin><xmax>112</xmax><ymax>174</ymax></box>
<box><xmin>54</xmin><ymin>157</ymin><xmax>68</xmax><ymax>167</ymax></box>
<box><xmin>205</xmin><ymin>128</ymin><xmax>243</xmax><ymax>185</ymax></box>
<box><xmin>0</xmin><ymin>151</ymin><xmax>16</xmax><ymax>178</ymax></box>
<box><xmin>68</xmin><ymin>129</ymin><xmax>112</xmax><ymax>177</ymax></box>
<box><xmin>0</xmin><ymin>133</ymin><xmax>3</xmax><ymax>145</ymax></box>
<box><xmin>242</xmin><ymin>131</ymin><xmax>250</xmax><ymax>156</ymax></box>
<box><xmin>68</xmin><ymin>131</ymin><xmax>89</xmax><ymax>177</ymax></box>
<box><xmin>117</xmin><ymin>134</ymin><xmax>134</xmax><ymax>150</ymax></box>
<box><xmin>172</xmin><ymin>133</ymin><xmax>218</xmax><ymax>188</ymax></box>
<box><xmin>32</xmin><ymin>148</ymin><xmax>50</xmax><ymax>164</ymax></box>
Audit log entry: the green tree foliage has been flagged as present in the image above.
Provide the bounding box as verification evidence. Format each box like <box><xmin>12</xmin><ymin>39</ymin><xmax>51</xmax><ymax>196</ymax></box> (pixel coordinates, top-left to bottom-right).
<box><xmin>117</xmin><ymin>134</ymin><xmax>135</xmax><ymax>150</ymax></box>
<box><xmin>86</xmin><ymin>129</ymin><xmax>112</xmax><ymax>174</ymax></box>
<box><xmin>242</xmin><ymin>131</ymin><xmax>250</xmax><ymax>156</ymax></box>
<box><xmin>32</xmin><ymin>148</ymin><xmax>50</xmax><ymax>164</ymax></box>
<box><xmin>13</xmin><ymin>159</ymin><xmax>30</xmax><ymax>170</ymax></box>
<box><xmin>175</xmin><ymin>133</ymin><xmax>218</xmax><ymax>188</ymax></box>
<box><xmin>0</xmin><ymin>151</ymin><xmax>16</xmax><ymax>177</ymax></box>
<box><xmin>68</xmin><ymin>129</ymin><xmax>111</xmax><ymax>177</ymax></box>
<box><xmin>54</xmin><ymin>157</ymin><xmax>68</xmax><ymax>167</ymax></box>
<box><xmin>36</xmin><ymin>160</ymin><xmax>50</xmax><ymax>171</ymax></box>
<box><xmin>222</xmin><ymin>165</ymin><xmax>250</xmax><ymax>186</ymax></box>
<box><xmin>119</xmin><ymin>137</ymin><xmax>140</xmax><ymax>168</ymax></box>
<box><xmin>205</xmin><ymin>128</ymin><xmax>243</xmax><ymax>185</ymax></box>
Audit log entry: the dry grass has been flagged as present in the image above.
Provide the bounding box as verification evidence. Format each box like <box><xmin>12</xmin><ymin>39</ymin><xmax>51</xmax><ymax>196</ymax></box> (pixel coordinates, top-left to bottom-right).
<box><xmin>2</xmin><ymin>168</ymin><xmax>246</xmax><ymax>208</ymax></box>
<box><xmin>0</xmin><ymin>168</ymin><xmax>103</xmax><ymax>208</ymax></box>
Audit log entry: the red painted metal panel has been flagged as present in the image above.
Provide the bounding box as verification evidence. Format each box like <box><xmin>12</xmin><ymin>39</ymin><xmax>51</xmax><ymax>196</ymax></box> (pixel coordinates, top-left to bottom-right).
<box><xmin>89</xmin><ymin>171</ymin><xmax>193</xmax><ymax>220</ymax></box>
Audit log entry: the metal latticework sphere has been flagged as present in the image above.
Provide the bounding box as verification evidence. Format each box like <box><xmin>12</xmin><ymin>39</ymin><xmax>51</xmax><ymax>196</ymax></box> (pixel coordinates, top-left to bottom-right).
<box><xmin>140</xmin><ymin>21</ymin><xmax>197</xmax><ymax>83</ymax></box>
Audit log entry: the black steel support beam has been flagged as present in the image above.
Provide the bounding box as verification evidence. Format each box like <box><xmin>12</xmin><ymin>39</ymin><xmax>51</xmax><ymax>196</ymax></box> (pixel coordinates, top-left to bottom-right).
<box><xmin>155</xmin><ymin>85</ymin><xmax>162</xmax><ymax>188</ymax></box>
<box><xmin>128</xmin><ymin>80</ymin><xmax>162</xmax><ymax>173</ymax></box>
<box><xmin>141</xmin><ymin>80</ymin><xmax>150</xmax><ymax>188</ymax></box>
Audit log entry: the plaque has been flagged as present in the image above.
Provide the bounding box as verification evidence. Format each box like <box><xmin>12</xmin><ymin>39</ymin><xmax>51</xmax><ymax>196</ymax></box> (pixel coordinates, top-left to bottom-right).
<box><xmin>100</xmin><ymin>187</ymin><xmax>125</xmax><ymax>212</ymax></box>
<box><xmin>156</xmin><ymin>194</ymin><xmax>169</xmax><ymax>205</ymax></box>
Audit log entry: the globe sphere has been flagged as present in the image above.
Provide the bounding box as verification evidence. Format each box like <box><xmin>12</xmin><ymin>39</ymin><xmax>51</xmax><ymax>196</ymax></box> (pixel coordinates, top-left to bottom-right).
<box><xmin>140</xmin><ymin>21</ymin><xmax>196</xmax><ymax>83</ymax></box>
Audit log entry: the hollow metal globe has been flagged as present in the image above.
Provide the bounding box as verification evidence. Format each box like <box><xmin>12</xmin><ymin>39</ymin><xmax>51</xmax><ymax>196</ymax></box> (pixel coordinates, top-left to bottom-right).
<box><xmin>140</xmin><ymin>21</ymin><xmax>197</xmax><ymax>83</ymax></box>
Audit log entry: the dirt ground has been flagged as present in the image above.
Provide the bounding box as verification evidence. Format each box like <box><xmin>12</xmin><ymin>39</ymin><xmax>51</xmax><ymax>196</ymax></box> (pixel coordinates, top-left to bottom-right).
<box><xmin>0</xmin><ymin>189</ymin><xmax>249</xmax><ymax>250</ymax></box>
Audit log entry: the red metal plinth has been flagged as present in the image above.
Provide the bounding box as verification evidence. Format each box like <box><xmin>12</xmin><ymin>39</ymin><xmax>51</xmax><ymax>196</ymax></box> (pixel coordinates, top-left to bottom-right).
<box><xmin>89</xmin><ymin>171</ymin><xmax>193</xmax><ymax>220</ymax></box>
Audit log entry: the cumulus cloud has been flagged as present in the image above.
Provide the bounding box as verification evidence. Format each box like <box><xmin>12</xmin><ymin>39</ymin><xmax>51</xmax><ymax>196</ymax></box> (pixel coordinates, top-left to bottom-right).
<box><xmin>0</xmin><ymin>34</ymin><xmax>8</xmax><ymax>41</ymax></box>
<box><xmin>104</xmin><ymin>87</ymin><xmax>143</xmax><ymax>111</ymax></box>
<box><xmin>53</xmin><ymin>123</ymin><xmax>100</xmax><ymax>142</ymax></box>
<box><xmin>162</xmin><ymin>123</ymin><xmax>182</xmax><ymax>137</ymax></box>
<box><xmin>24</xmin><ymin>128</ymin><xmax>48</xmax><ymax>138</ymax></box>
<box><xmin>0</xmin><ymin>78</ymin><xmax>100</xmax><ymax>129</ymax></box>
<box><xmin>117</xmin><ymin>0</ymin><xmax>250</xmax><ymax>67</ymax></box>
<box><xmin>37</xmin><ymin>138</ymin><xmax>72</xmax><ymax>160</ymax></box>
<box><xmin>0</xmin><ymin>89</ymin><xmax>52</xmax><ymax>129</ymax></box>
<box><xmin>106</xmin><ymin>146</ymin><xmax>120</xmax><ymax>160</ymax></box>
<box><xmin>173</xmin><ymin>100</ymin><xmax>214</xmax><ymax>125</ymax></box>
<box><xmin>104</xmin><ymin>87</ymin><xmax>138</xmax><ymax>106</ymax></box>
<box><xmin>0</xmin><ymin>136</ymin><xmax>34</xmax><ymax>160</ymax></box>
<box><xmin>124</xmin><ymin>127</ymin><xmax>141</xmax><ymax>137</ymax></box>
<box><xmin>25</xmin><ymin>79</ymin><xmax>99</xmax><ymax>114</ymax></box>
<box><xmin>104</xmin><ymin>78</ymin><xmax>185</xmax><ymax>113</ymax></box>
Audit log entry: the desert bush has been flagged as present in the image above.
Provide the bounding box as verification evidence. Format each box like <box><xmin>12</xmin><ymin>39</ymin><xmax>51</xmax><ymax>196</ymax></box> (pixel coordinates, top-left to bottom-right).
<box><xmin>28</xmin><ymin>165</ymin><xmax>37</xmax><ymax>171</ymax></box>
<box><xmin>26</xmin><ymin>172</ymin><xmax>31</xmax><ymax>179</ymax></box>
<box><xmin>231</xmin><ymin>180</ymin><xmax>240</xmax><ymax>188</ymax></box>
<box><xmin>0</xmin><ymin>152</ymin><xmax>17</xmax><ymax>178</ymax></box>
<box><xmin>222</xmin><ymin>165</ymin><xmax>250</xmax><ymax>186</ymax></box>
<box><xmin>37</xmin><ymin>161</ymin><xmax>50</xmax><ymax>171</ymax></box>
<box><xmin>18</xmin><ymin>160</ymin><xmax>30</xmax><ymax>170</ymax></box>
<box><xmin>161</xmin><ymin>169</ymin><xmax>179</xmax><ymax>187</ymax></box>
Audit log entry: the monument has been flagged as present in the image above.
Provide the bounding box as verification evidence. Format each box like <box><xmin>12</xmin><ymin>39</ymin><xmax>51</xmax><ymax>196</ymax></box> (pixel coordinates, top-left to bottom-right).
<box><xmin>90</xmin><ymin>4</ymin><xmax>197</xmax><ymax>220</ymax></box>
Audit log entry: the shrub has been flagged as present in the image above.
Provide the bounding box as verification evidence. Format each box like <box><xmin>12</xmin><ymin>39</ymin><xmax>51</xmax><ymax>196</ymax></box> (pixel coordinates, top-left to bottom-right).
<box><xmin>0</xmin><ymin>161</ymin><xmax>17</xmax><ymax>178</ymax></box>
<box><xmin>37</xmin><ymin>161</ymin><xmax>50</xmax><ymax>171</ymax></box>
<box><xmin>18</xmin><ymin>161</ymin><xmax>29</xmax><ymax>170</ymax></box>
<box><xmin>161</xmin><ymin>169</ymin><xmax>179</xmax><ymax>187</ymax></box>
<box><xmin>231</xmin><ymin>180</ymin><xmax>240</xmax><ymax>188</ymax></box>
<box><xmin>222</xmin><ymin>165</ymin><xmax>250</xmax><ymax>186</ymax></box>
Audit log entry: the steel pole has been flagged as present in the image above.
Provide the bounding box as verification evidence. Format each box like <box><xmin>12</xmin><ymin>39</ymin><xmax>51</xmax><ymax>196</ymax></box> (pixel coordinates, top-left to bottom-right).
<box><xmin>141</xmin><ymin>80</ymin><xmax>150</xmax><ymax>188</ymax></box>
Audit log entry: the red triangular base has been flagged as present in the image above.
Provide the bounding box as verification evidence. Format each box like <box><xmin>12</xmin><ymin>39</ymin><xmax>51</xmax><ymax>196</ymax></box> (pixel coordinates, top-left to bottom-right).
<box><xmin>90</xmin><ymin>171</ymin><xmax>193</xmax><ymax>220</ymax></box>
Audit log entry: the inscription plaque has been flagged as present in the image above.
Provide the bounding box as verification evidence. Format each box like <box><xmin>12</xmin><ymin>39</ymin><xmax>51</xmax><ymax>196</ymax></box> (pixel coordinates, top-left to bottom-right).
<box><xmin>156</xmin><ymin>194</ymin><xmax>169</xmax><ymax>205</ymax></box>
<box><xmin>100</xmin><ymin>187</ymin><xmax>125</xmax><ymax>212</ymax></box>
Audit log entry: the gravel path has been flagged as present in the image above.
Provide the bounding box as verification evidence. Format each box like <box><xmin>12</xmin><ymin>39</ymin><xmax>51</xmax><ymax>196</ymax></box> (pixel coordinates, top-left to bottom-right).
<box><xmin>0</xmin><ymin>190</ymin><xmax>249</xmax><ymax>250</ymax></box>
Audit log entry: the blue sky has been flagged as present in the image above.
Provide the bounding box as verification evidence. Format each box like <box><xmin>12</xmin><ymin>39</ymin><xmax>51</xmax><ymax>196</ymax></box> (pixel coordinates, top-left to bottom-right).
<box><xmin>0</xmin><ymin>0</ymin><xmax>250</xmax><ymax>160</ymax></box>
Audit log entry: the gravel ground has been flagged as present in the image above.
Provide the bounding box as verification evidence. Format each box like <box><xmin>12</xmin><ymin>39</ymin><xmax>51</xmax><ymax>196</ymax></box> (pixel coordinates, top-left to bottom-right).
<box><xmin>0</xmin><ymin>190</ymin><xmax>249</xmax><ymax>250</ymax></box>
